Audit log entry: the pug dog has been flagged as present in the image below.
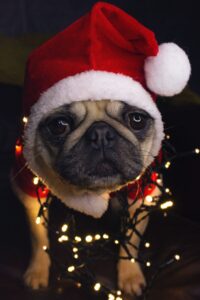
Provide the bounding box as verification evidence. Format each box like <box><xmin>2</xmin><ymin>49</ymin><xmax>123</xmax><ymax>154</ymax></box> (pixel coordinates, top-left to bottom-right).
<box><xmin>13</xmin><ymin>99</ymin><xmax>161</xmax><ymax>296</ymax></box>
<box><xmin>12</xmin><ymin>1</ymin><xmax>191</xmax><ymax>297</ymax></box>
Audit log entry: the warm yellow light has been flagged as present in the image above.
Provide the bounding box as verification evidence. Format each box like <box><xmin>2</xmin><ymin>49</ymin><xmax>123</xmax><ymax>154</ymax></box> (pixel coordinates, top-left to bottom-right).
<box><xmin>75</xmin><ymin>236</ymin><xmax>82</xmax><ymax>242</ymax></box>
<box><xmin>131</xmin><ymin>258</ymin><xmax>135</xmax><ymax>263</ymax></box>
<box><xmin>61</xmin><ymin>224</ymin><xmax>68</xmax><ymax>232</ymax></box>
<box><xmin>15</xmin><ymin>144</ymin><xmax>22</xmax><ymax>155</ymax></box>
<box><xmin>43</xmin><ymin>245</ymin><xmax>47</xmax><ymax>251</ymax></box>
<box><xmin>145</xmin><ymin>195</ymin><xmax>153</xmax><ymax>203</ymax></box>
<box><xmin>174</xmin><ymin>254</ymin><xmax>181</xmax><ymax>261</ymax></box>
<box><xmin>116</xmin><ymin>297</ymin><xmax>123</xmax><ymax>300</ymax></box>
<box><xmin>160</xmin><ymin>200</ymin><xmax>173</xmax><ymax>210</ymax></box>
<box><xmin>77</xmin><ymin>282</ymin><xmax>82</xmax><ymax>288</ymax></box>
<box><xmin>136</xmin><ymin>175</ymin><xmax>141</xmax><ymax>180</ymax></box>
<box><xmin>165</xmin><ymin>188</ymin><xmax>171</xmax><ymax>194</ymax></box>
<box><xmin>146</xmin><ymin>261</ymin><xmax>151</xmax><ymax>267</ymax></box>
<box><xmin>73</xmin><ymin>247</ymin><xmax>78</xmax><ymax>253</ymax></box>
<box><xmin>74</xmin><ymin>254</ymin><xmax>79</xmax><ymax>259</ymax></box>
<box><xmin>33</xmin><ymin>177</ymin><xmax>39</xmax><ymax>185</ymax></box>
<box><xmin>108</xmin><ymin>293</ymin><xmax>115</xmax><ymax>300</ymax></box>
<box><xmin>114</xmin><ymin>240</ymin><xmax>119</xmax><ymax>244</ymax></box>
<box><xmin>58</xmin><ymin>235</ymin><xmax>68</xmax><ymax>242</ymax></box>
<box><xmin>156</xmin><ymin>178</ymin><xmax>162</xmax><ymax>184</ymax></box>
<box><xmin>145</xmin><ymin>242</ymin><xmax>150</xmax><ymax>248</ymax></box>
<box><xmin>94</xmin><ymin>234</ymin><xmax>101</xmax><ymax>240</ymax></box>
<box><xmin>195</xmin><ymin>148</ymin><xmax>200</xmax><ymax>154</ymax></box>
<box><xmin>35</xmin><ymin>216</ymin><xmax>41</xmax><ymax>224</ymax></box>
<box><xmin>22</xmin><ymin>116</ymin><xmax>28</xmax><ymax>123</ymax></box>
<box><xmin>94</xmin><ymin>282</ymin><xmax>101</xmax><ymax>291</ymax></box>
<box><xmin>166</xmin><ymin>134</ymin><xmax>170</xmax><ymax>140</ymax></box>
<box><xmin>67</xmin><ymin>265</ymin><xmax>75</xmax><ymax>272</ymax></box>
<box><xmin>103</xmin><ymin>233</ymin><xmax>109</xmax><ymax>239</ymax></box>
<box><xmin>117</xmin><ymin>290</ymin><xmax>122</xmax><ymax>296</ymax></box>
<box><xmin>165</xmin><ymin>161</ymin><xmax>171</xmax><ymax>169</ymax></box>
<box><xmin>85</xmin><ymin>235</ymin><xmax>93</xmax><ymax>243</ymax></box>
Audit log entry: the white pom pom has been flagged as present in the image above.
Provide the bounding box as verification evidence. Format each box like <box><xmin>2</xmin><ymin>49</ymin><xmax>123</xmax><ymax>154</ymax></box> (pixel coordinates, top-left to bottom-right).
<box><xmin>144</xmin><ymin>43</ymin><xmax>191</xmax><ymax>96</ymax></box>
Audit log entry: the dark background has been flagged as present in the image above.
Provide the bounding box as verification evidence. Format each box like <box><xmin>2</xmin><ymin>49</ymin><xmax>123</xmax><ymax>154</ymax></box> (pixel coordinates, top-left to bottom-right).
<box><xmin>0</xmin><ymin>1</ymin><xmax>200</xmax><ymax>299</ymax></box>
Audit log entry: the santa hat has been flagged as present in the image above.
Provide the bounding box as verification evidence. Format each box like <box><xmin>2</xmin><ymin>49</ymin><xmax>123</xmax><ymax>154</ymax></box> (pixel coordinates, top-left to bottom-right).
<box><xmin>23</xmin><ymin>1</ymin><xmax>191</xmax><ymax>171</ymax></box>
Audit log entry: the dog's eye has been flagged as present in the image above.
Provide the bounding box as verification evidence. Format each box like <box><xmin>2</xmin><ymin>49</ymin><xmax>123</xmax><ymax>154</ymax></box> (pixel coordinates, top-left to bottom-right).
<box><xmin>47</xmin><ymin>118</ymin><xmax>71</xmax><ymax>136</ymax></box>
<box><xmin>129</xmin><ymin>112</ymin><xmax>148</xmax><ymax>130</ymax></box>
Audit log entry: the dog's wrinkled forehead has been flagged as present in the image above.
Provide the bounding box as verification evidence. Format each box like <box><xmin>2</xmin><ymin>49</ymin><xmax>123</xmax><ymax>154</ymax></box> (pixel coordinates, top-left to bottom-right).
<box><xmin>70</xmin><ymin>99</ymin><xmax>123</xmax><ymax>120</ymax></box>
<box><xmin>67</xmin><ymin>100</ymin><xmax>127</xmax><ymax>148</ymax></box>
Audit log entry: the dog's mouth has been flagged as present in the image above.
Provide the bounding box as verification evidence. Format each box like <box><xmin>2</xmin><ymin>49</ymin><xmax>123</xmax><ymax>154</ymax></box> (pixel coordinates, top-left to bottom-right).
<box><xmin>55</xmin><ymin>151</ymin><xmax>142</xmax><ymax>191</ymax></box>
<box><xmin>89</xmin><ymin>160</ymin><xmax>118</xmax><ymax>177</ymax></box>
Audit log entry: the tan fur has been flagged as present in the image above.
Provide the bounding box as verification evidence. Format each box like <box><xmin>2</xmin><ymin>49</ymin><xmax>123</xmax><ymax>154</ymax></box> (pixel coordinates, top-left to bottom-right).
<box><xmin>118</xmin><ymin>183</ymin><xmax>162</xmax><ymax>296</ymax></box>
<box><xmin>12</xmin><ymin>182</ymin><xmax>50</xmax><ymax>289</ymax></box>
<box><xmin>118</xmin><ymin>204</ymin><xmax>148</xmax><ymax>296</ymax></box>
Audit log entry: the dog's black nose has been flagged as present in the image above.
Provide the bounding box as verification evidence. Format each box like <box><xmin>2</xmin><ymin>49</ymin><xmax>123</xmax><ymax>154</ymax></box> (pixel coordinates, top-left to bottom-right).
<box><xmin>86</xmin><ymin>122</ymin><xmax>116</xmax><ymax>149</ymax></box>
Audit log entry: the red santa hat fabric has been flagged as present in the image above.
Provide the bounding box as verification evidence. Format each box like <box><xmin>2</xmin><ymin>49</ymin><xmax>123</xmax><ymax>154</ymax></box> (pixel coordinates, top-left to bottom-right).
<box><xmin>23</xmin><ymin>1</ymin><xmax>191</xmax><ymax>174</ymax></box>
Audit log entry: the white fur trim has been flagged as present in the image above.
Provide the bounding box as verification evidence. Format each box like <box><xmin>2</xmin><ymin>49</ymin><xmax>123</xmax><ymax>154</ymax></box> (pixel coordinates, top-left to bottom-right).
<box><xmin>57</xmin><ymin>190</ymin><xmax>110</xmax><ymax>218</ymax></box>
<box><xmin>144</xmin><ymin>43</ymin><xmax>191</xmax><ymax>97</ymax></box>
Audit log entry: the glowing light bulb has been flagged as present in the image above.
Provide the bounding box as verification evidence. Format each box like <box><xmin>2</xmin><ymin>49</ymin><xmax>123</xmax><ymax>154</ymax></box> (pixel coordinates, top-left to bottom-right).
<box><xmin>165</xmin><ymin>188</ymin><xmax>171</xmax><ymax>194</ymax></box>
<box><xmin>74</xmin><ymin>254</ymin><xmax>79</xmax><ymax>259</ymax></box>
<box><xmin>114</xmin><ymin>240</ymin><xmax>119</xmax><ymax>244</ymax></box>
<box><xmin>75</xmin><ymin>236</ymin><xmax>82</xmax><ymax>242</ymax></box>
<box><xmin>145</xmin><ymin>195</ymin><xmax>153</xmax><ymax>203</ymax></box>
<box><xmin>174</xmin><ymin>254</ymin><xmax>181</xmax><ymax>261</ymax></box>
<box><xmin>43</xmin><ymin>245</ymin><xmax>47</xmax><ymax>251</ymax></box>
<box><xmin>62</xmin><ymin>235</ymin><xmax>68</xmax><ymax>241</ymax></box>
<box><xmin>58</xmin><ymin>235</ymin><xmax>68</xmax><ymax>242</ymax></box>
<box><xmin>35</xmin><ymin>216</ymin><xmax>41</xmax><ymax>224</ymax></box>
<box><xmin>108</xmin><ymin>293</ymin><xmax>115</xmax><ymax>300</ymax></box>
<box><xmin>15</xmin><ymin>144</ymin><xmax>22</xmax><ymax>155</ymax></box>
<box><xmin>117</xmin><ymin>290</ymin><xmax>122</xmax><ymax>295</ymax></box>
<box><xmin>33</xmin><ymin>177</ymin><xmax>39</xmax><ymax>185</ymax></box>
<box><xmin>166</xmin><ymin>134</ymin><xmax>170</xmax><ymax>140</ymax></box>
<box><xmin>146</xmin><ymin>261</ymin><xmax>151</xmax><ymax>267</ymax></box>
<box><xmin>156</xmin><ymin>178</ymin><xmax>162</xmax><ymax>184</ymax></box>
<box><xmin>94</xmin><ymin>282</ymin><xmax>101</xmax><ymax>291</ymax></box>
<box><xmin>116</xmin><ymin>297</ymin><xmax>123</xmax><ymax>300</ymax></box>
<box><xmin>94</xmin><ymin>234</ymin><xmax>101</xmax><ymax>240</ymax></box>
<box><xmin>103</xmin><ymin>233</ymin><xmax>109</xmax><ymax>239</ymax></box>
<box><xmin>165</xmin><ymin>161</ymin><xmax>171</xmax><ymax>169</ymax></box>
<box><xmin>61</xmin><ymin>224</ymin><xmax>68</xmax><ymax>232</ymax></box>
<box><xmin>145</xmin><ymin>242</ymin><xmax>150</xmax><ymax>248</ymax></box>
<box><xmin>131</xmin><ymin>258</ymin><xmax>135</xmax><ymax>263</ymax></box>
<box><xmin>160</xmin><ymin>200</ymin><xmax>174</xmax><ymax>210</ymax></box>
<box><xmin>195</xmin><ymin>148</ymin><xmax>200</xmax><ymax>154</ymax></box>
<box><xmin>67</xmin><ymin>265</ymin><xmax>75</xmax><ymax>272</ymax></box>
<box><xmin>85</xmin><ymin>235</ymin><xmax>93</xmax><ymax>243</ymax></box>
<box><xmin>22</xmin><ymin>116</ymin><xmax>28</xmax><ymax>123</ymax></box>
<box><xmin>73</xmin><ymin>247</ymin><xmax>78</xmax><ymax>253</ymax></box>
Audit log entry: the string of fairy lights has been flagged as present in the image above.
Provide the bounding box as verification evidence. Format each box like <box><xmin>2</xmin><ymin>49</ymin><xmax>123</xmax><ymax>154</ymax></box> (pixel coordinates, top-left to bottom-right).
<box><xmin>17</xmin><ymin>116</ymin><xmax>200</xmax><ymax>299</ymax></box>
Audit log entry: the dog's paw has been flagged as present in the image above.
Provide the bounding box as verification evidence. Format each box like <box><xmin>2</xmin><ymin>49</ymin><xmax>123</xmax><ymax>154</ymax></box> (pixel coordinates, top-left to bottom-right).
<box><xmin>24</xmin><ymin>251</ymin><xmax>50</xmax><ymax>290</ymax></box>
<box><xmin>118</xmin><ymin>260</ymin><xmax>146</xmax><ymax>297</ymax></box>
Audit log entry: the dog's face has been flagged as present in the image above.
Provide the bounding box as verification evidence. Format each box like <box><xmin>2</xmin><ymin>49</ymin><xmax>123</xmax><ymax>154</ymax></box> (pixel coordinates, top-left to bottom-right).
<box><xmin>31</xmin><ymin>100</ymin><xmax>157</xmax><ymax>216</ymax></box>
